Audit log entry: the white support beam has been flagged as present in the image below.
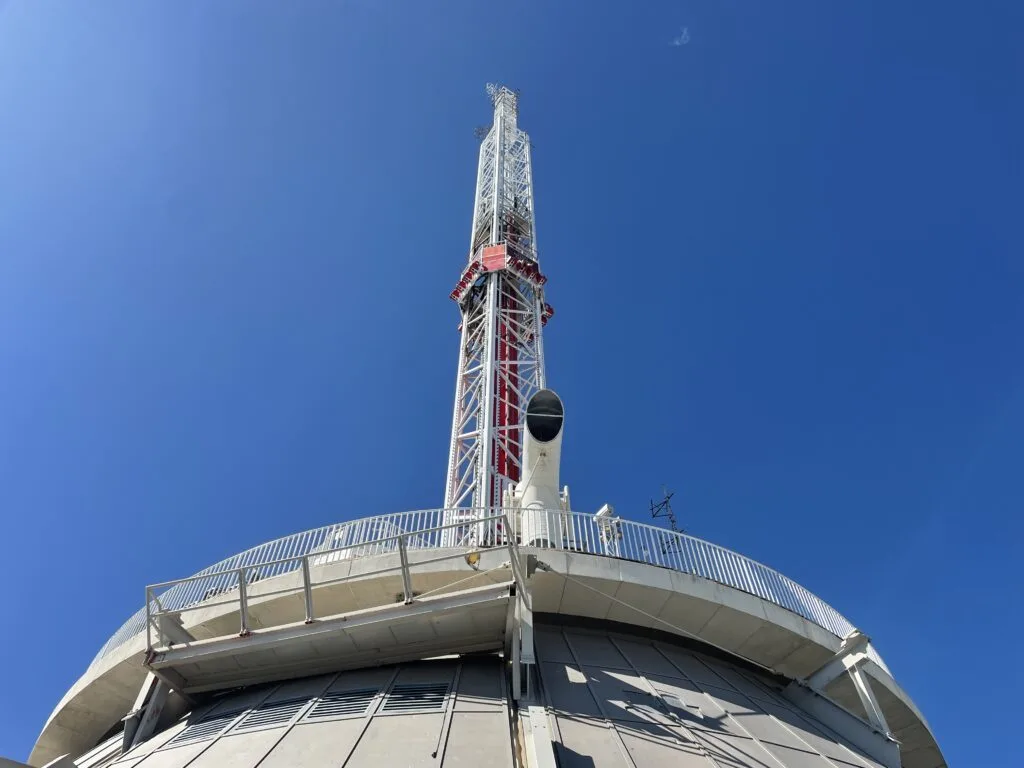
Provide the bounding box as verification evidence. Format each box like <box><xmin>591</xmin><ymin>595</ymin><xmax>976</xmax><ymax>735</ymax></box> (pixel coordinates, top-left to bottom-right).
<box><xmin>507</xmin><ymin>595</ymin><xmax>521</xmax><ymax>701</ymax></box>
<box><xmin>121</xmin><ymin>672</ymin><xmax>158</xmax><ymax>751</ymax></box>
<box><xmin>849</xmin><ymin>664</ymin><xmax>890</xmax><ymax>737</ymax></box>
<box><xmin>806</xmin><ymin>630</ymin><xmax>871</xmax><ymax>689</ymax></box>
<box><xmin>804</xmin><ymin>630</ymin><xmax>891</xmax><ymax>735</ymax></box>
<box><xmin>129</xmin><ymin>676</ymin><xmax>171</xmax><ymax>749</ymax></box>
<box><xmin>782</xmin><ymin>681</ymin><xmax>901</xmax><ymax>768</ymax></box>
<box><xmin>521</xmin><ymin>705</ymin><xmax>559</xmax><ymax>768</ymax></box>
<box><xmin>148</xmin><ymin>667</ymin><xmax>188</xmax><ymax>697</ymax></box>
<box><xmin>806</xmin><ymin>630</ymin><xmax>872</xmax><ymax>692</ymax></box>
<box><xmin>398</xmin><ymin>536</ymin><xmax>414</xmax><ymax>604</ymax></box>
<box><xmin>519</xmin><ymin>577</ymin><xmax>535</xmax><ymax>666</ymax></box>
<box><xmin>508</xmin><ymin>551</ymin><xmax>537</xmax><ymax>702</ymax></box>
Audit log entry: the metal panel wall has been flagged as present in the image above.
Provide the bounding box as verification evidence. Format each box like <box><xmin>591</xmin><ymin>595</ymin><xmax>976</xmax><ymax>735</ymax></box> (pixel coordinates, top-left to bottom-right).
<box><xmin>536</xmin><ymin>624</ymin><xmax>885</xmax><ymax>768</ymax></box>
<box><xmin>105</xmin><ymin>657</ymin><xmax>513</xmax><ymax>768</ymax></box>
<box><xmin>94</xmin><ymin>628</ymin><xmax>891</xmax><ymax>768</ymax></box>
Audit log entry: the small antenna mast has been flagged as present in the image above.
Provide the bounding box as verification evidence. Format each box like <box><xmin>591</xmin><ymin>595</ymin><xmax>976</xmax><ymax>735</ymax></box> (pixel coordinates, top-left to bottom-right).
<box><xmin>650</xmin><ymin>486</ymin><xmax>683</xmax><ymax>554</ymax></box>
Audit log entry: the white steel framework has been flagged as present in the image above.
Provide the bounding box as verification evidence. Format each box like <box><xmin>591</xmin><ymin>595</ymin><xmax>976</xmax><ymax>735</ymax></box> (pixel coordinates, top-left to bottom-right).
<box><xmin>444</xmin><ymin>85</ymin><xmax>552</xmax><ymax>529</ymax></box>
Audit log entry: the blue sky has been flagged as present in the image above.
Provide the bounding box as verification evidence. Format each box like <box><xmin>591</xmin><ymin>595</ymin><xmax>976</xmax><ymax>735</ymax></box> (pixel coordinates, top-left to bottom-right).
<box><xmin>0</xmin><ymin>1</ymin><xmax>1020</xmax><ymax>764</ymax></box>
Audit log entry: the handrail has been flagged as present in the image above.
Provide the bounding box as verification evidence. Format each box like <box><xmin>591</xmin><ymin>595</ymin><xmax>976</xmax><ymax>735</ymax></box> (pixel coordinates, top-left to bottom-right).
<box><xmin>91</xmin><ymin>507</ymin><xmax>890</xmax><ymax>675</ymax></box>
<box><xmin>145</xmin><ymin>514</ymin><xmax>518</xmax><ymax>651</ymax></box>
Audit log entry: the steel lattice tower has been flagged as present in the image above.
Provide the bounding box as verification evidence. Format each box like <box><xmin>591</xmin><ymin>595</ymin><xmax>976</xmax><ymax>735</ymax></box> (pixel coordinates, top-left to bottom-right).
<box><xmin>444</xmin><ymin>85</ymin><xmax>553</xmax><ymax>516</ymax></box>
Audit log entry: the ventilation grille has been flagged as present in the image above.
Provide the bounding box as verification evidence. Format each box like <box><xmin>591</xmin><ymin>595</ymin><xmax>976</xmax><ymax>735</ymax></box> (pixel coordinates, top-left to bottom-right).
<box><xmin>233</xmin><ymin>698</ymin><xmax>310</xmax><ymax>732</ymax></box>
<box><xmin>306</xmin><ymin>689</ymin><xmax>377</xmax><ymax>720</ymax></box>
<box><xmin>164</xmin><ymin>711</ymin><xmax>241</xmax><ymax>747</ymax></box>
<box><xmin>381</xmin><ymin>683</ymin><xmax>449</xmax><ymax>713</ymax></box>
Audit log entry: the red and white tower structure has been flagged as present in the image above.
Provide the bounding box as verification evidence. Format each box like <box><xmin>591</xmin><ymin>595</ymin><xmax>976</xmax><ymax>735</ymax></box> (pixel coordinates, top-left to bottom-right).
<box><xmin>444</xmin><ymin>85</ymin><xmax>553</xmax><ymax>515</ymax></box>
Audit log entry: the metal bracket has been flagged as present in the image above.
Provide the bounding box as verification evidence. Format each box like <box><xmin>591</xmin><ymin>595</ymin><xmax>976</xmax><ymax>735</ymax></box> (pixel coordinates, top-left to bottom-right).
<box><xmin>847</xmin><ymin>664</ymin><xmax>890</xmax><ymax>735</ymax></box>
<box><xmin>155</xmin><ymin>612</ymin><xmax>195</xmax><ymax>647</ymax></box>
<box><xmin>237</xmin><ymin>568</ymin><xmax>251</xmax><ymax>636</ymax></box>
<box><xmin>521</xmin><ymin>704</ymin><xmax>558</xmax><ymax>768</ymax></box>
<box><xmin>301</xmin><ymin>556</ymin><xmax>315</xmax><ymax>623</ymax></box>
<box><xmin>804</xmin><ymin>630</ymin><xmax>890</xmax><ymax>735</ymax></box>
<box><xmin>122</xmin><ymin>673</ymin><xmax>171</xmax><ymax>752</ymax></box>
<box><xmin>508</xmin><ymin>550</ymin><xmax>536</xmax><ymax>701</ymax></box>
<box><xmin>398</xmin><ymin>535</ymin><xmax>415</xmax><ymax>604</ymax></box>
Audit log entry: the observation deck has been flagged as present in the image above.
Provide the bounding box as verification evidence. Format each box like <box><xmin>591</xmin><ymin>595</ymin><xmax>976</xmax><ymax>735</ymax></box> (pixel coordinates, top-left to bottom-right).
<box><xmin>31</xmin><ymin>509</ymin><xmax>944</xmax><ymax>768</ymax></box>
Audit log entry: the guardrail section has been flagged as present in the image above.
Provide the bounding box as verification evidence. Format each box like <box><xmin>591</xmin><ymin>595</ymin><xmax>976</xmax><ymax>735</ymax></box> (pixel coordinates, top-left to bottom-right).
<box><xmin>90</xmin><ymin>508</ymin><xmax>888</xmax><ymax>675</ymax></box>
<box><xmin>144</xmin><ymin>514</ymin><xmax>524</xmax><ymax>652</ymax></box>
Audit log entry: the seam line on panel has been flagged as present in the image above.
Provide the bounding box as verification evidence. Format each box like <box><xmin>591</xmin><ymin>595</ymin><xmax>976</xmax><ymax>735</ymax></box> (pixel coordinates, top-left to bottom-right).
<box><xmin>249</xmin><ymin>671</ymin><xmax>344</xmax><ymax>768</ymax></box>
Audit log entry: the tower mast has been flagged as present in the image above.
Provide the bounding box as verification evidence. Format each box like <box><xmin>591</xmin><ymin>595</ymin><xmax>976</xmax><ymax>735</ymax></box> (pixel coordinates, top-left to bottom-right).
<box><xmin>444</xmin><ymin>85</ymin><xmax>553</xmax><ymax>518</ymax></box>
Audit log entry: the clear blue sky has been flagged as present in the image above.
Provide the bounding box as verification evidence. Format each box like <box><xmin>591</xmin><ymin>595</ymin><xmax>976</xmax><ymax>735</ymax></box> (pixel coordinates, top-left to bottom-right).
<box><xmin>0</xmin><ymin>1</ymin><xmax>1020</xmax><ymax>764</ymax></box>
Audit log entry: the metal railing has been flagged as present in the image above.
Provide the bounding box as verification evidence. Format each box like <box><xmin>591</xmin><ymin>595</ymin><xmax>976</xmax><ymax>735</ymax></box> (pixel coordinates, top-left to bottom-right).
<box><xmin>145</xmin><ymin>514</ymin><xmax>524</xmax><ymax>652</ymax></box>
<box><xmin>91</xmin><ymin>508</ymin><xmax>889</xmax><ymax>675</ymax></box>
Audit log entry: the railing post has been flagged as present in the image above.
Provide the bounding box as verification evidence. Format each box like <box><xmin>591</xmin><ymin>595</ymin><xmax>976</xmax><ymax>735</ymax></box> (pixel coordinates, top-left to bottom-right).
<box><xmin>146</xmin><ymin>586</ymin><xmax>153</xmax><ymax>652</ymax></box>
<box><xmin>301</xmin><ymin>556</ymin><xmax>314</xmax><ymax>624</ymax></box>
<box><xmin>398</xmin><ymin>535</ymin><xmax>414</xmax><ymax>605</ymax></box>
<box><xmin>237</xmin><ymin>569</ymin><xmax>250</xmax><ymax>636</ymax></box>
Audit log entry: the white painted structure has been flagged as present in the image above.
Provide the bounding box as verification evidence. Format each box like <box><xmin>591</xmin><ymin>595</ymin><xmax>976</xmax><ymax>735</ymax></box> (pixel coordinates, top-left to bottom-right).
<box><xmin>511</xmin><ymin>390</ymin><xmax>568</xmax><ymax>547</ymax></box>
<box><xmin>24</xmin><ymin>87</ymin><xmax>947</xmax><ymax>768</ymax></box>
<box><xmin>27</xmin><ymin>514</ymin><xmax>947</xmax><ymax>767</ymax></box>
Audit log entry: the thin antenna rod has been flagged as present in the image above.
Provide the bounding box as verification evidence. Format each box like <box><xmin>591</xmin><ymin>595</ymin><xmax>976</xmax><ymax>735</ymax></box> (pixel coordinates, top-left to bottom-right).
<box><xmin>650</xmin><ymin>486</ymin><xmax>684</xmax><ymax>555</ymax></box>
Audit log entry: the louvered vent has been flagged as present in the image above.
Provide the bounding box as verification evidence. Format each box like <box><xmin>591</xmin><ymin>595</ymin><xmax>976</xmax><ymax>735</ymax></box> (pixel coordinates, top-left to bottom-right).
<box><xmin>164</xmin><ymin>711</ymin><xmax>241</xmax><ymax>747</ymax></box>
<box><xmin>232</xmin><ymin>698</ymin><xmax>309</xmax><ymax>732</ymax></box>
<box><xmin>381</xmin><ymin>683</ymin><xmax>449</xmax><ymax>713</ymax></box>
<box><xmin>306</xmin><ymin>689</ymin><xmax>377</xmax><ymax>720</ymax></box>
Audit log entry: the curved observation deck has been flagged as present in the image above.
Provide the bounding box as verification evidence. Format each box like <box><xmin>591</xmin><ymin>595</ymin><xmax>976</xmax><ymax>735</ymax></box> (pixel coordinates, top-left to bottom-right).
<box><xmin>87</xmin><ymin>509</ymin><xmax>886</xmax><ymax>672</ymax></box>
<box><xmin>32</xmin><ymin>509</ymin><xmax>944</xmax><ymax>768</ymax></box>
